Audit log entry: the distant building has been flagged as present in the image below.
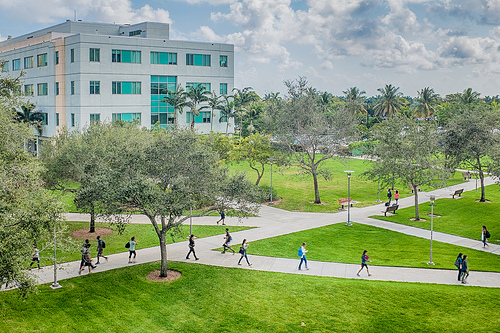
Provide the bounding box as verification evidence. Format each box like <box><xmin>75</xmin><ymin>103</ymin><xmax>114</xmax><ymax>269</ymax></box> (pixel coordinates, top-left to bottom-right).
<box><xmin>0</xmin><ymin>20</ymin><xmax>235</xmax><ymax>142</ymax></box>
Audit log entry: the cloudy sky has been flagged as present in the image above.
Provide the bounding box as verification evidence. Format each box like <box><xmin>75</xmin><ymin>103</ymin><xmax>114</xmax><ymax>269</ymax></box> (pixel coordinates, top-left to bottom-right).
<box><xmin>1</xmin><ymin>0</ymin><xmax>500</xmax><ymax>98</ymax></box>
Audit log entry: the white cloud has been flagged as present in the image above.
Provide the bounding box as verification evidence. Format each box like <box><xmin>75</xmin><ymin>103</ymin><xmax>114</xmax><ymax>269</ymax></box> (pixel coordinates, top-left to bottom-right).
<box><xmin>173</xmin><ymin>0</ymin><xmax>235</xmax><ymax>4</ymax></box>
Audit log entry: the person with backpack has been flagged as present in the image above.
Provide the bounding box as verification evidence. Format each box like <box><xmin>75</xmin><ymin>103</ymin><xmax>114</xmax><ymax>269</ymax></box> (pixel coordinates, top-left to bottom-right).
<box><xmin>455</xmin><ymin>253</ymin><xmax>463</xmax><ymax>281</ymax></box>
<box><xmin>386</xmin><ymin>189</ymin><xmax>392</xmax><ymax>206</ymax></box>
<box><xmin>186</xmin><ymin>234</ymin><xmax>199</xmax><ymax>260</ymax></box>
<box><xmin>96</xmin><ymin>235</ymin><xmax>108</xmax><ymax>264</ymax></box>
<box><xmin>461</xmin><ymin>255</ymin><xmax>469</xmax><ymax>284</ymax></box>
<box><xmin>357</xmin><ymin>250</ymin><xmax>372</xmax><ymax>276</ymax></box>
<box><xmin>127</xmin><ymin>236</ymin><xmax>138</xmax><ymax>263</ymax></box>
<box><xmin>238</xmin><ymin>239</ymin><xmax>252</xmax><ymax>266</ymax></box>
<box><xmin>298</xmin><ymin>242</ymin><xmax>309</xmax><ymax>270</ymax></box>
<box><xmin>216</xmin><ymin>209</ymin><xmax>226</xmax><ymax>225</ymax></box>
<box><xmin>222</xmin><ymin>228</ymin><xmax>235</xmax><ymax>254</ymax></box>
<box><xmin>78</xmin><ymin>242</ymin><xmax>96</xmax><ymax>275</ymax></box>
<box><xmin>482</xmin><ymin>226</ymin><xmax>490</xmax><ymax>247</ymax></box>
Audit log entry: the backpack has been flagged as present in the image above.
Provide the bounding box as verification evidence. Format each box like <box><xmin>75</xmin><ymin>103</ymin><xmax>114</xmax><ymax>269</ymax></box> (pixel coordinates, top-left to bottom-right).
<box><xmin>454</xmin><ymin>258</ymin><xmax>461</xmax><ymax>269</ymax></box>
<box><xmin>100</xmin><ymin>240</ymin><xmax>106</xmax><ymax>249</ymax></box>
<box><xmin>485</xmin><ymin>230</ymin><xmax>491</xmax><ymax>238</ymax></box>
<box><xmin>298</xmin><ymin>247</ymin><xmax>303</xmax><ymax>257</ymax></box>
<box><xmin>125</xmin><ymin>242</ymin><xmax>130</xmax><ymax>249</ymax></box>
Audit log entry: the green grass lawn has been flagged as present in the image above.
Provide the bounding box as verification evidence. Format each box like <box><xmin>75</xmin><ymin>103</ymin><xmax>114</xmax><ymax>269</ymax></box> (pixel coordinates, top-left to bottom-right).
<box><xmin>372</xmin><ymin>184</ymin><xmax>500</xmax><ymax>245</ymax></box>
<box><xmin>244</xmin><ymin>223</ymin><xmax>500</xmax><ymax>272</ymax></box>
<box><xmin>230</xmin><ymin>158</ymin><xmax>465</xmax><ymax>213</ymax></box>
<box><xmin>37</xmin><ymin>222</ymin><xmax>249</xmax><ymax>266</ymax></box>
<box><xmin>1</xmin><ymin>262</ymin><xmax>499</xmax><ymax>332</ymax></box>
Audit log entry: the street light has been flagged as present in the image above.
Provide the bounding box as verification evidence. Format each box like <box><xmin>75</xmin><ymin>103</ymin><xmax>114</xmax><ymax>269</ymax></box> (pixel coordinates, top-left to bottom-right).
<box><xmin>50</xmin><ymin>222</ymin><xmax>62</xmax><ymax>290</ymax></box>
<box><xmin>344</xmin><ymin>171</ymin><xmax>354</xmax><ymax>226</ymax></box>
<box><xmin>426</xmin><ymin>194</ymin><xmax>440</xmax><ymax>265</ymax></box>
<box><xmin>267</xmin><ymin>158</ymin><xmax>276</xmax><ymax>205</ymax></box>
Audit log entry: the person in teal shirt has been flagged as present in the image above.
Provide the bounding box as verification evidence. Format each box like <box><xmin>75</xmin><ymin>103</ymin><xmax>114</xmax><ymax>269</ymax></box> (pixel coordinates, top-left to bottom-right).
<box><xmin>128</xmin><ymin>236</ymin><xmax>138</xmax><ymax>263</ymax></box>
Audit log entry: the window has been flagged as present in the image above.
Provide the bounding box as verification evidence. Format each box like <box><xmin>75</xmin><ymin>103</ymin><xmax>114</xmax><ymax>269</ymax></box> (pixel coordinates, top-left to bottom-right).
<box><xmin>37</xmin><ymin>83</ymin><xmax>48</xmax><ymax>96</ymax></box>
<box><xmin>186</xmin><ymin>53</ymin><xmax>211</xmax><ymax>66</ymax></box>
<box><xmin>13</xmin><ymin>59</ymin><xmax>21</xmax><ymax>71</ymax></box>
<box><xmin>55</xmin><ymin>51</ymin><xmax>59</xmax><ymax>65</ymax></box>
<box><xmin>90</xmin><ymin>114</ymin><xmax>100</xmax><ymax>123</ymax></box>
<box><xmin>112</xmin><ymin>113</ymin><xmax>141</xmax><ymax>123</ymax></box>
<box><xmin>71</xmin><ymin>113</ymin><xmax>75</xmax><ymax>127</ymax></box>
<box><xmin>41</xmin><ymin>113</ymin><xmax>48</xmax><ymax>125</ymax></box>
<box><xmin>70</xmin><ymin>49</ymin><xmax>75</xmax><ymax>63</ymax></box>
<box><xmin>186</xmin><ymin>111</ymin><xmax>211</xmax><ymax>124</ymax></box>
<box><xmin>202</xmin><ymin>111</ymin><xmax>211</xmax><ymax>123</ymax></box>
<box><xmin>129</xmin><ymin>30</ymin><xmax>141</xmax><ymax>36</ymax></box>
<box><xmin>112</xmin><ymin>81</ymin><xmax>141</xmax><ymax>94</ymax></box>
<box><xmin>150</xmin><ymin>52</ymin><xmax>177</xmax><ymax>65</ymax></box>
<box><xmin>90</xmin><ymin>81</ymin><xmax>100</xmax><ymax>94</ymax></box>
<box><xmin>2</xmin><ymin>61</ymin><xmax>9</xmax><ymax>72</ymax></box>
<box><xmin>24</xmin><ymin>84</ymin><xmax>34</xmax><ymax>96</ymax></box>
<box><xmin>186</xmin><ymin>82</ymin><xmax>211</xmax><ymax>92</ymax></box>
<box><xmin>37</xmin><ymin>53</ymin><xmax>47</xmax><ymax>67</ymax></box>
<box><xmin>71</xmin><ymin>81</ymin><xmax>75</xmax><ymax>95</ymax></box>
<box><xmin>220</xmin><ymin>55</ymin><xmax>228</xmax><ymax>67</ymax></box>
<box><xmin>89</xmin><ymin>48</ymin><xmax>100</xmax><ymax>62</ymax></box>
<box><xmin>24</xmin><ymin>56</ymin><xmax>33</xmax><ymax>69</ymax></box>
<box><xmin>55</xmin><ymin>82</ymin><xmax>59</xmax><ymax>95</ymax></box>
<box><xmin>56</xmin><ymin>113</ymin><xmax>59</xmax><ymax>126</ymax></box>
<box><xmin>220</xmin><ymin>83</ymin><xmax>228</xmax><ymax>95</ymax></box>
<box><xmin>112</xmin><ymin>50</ymin><xmax>141</xmax><ymax>63</ymax></box>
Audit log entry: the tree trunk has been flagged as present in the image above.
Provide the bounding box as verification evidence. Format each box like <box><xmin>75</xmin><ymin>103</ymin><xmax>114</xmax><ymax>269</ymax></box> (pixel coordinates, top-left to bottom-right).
<box><xmin>413</xmin><ymin>183</ymin><xmax>420</xmax><ymax>220</ymax></box>
<box><xmin>210</xmin><ymin>109</ymin><xmax>213</xmax><ymax>131</ymax></box>
<box><xmin>89</xmin><ymin>202</ymin><xmax>95</xmax><ymax>233</ymax></box>
<box><xmin>478</xmin><ymin>158</ymin><xmax>485</xmax><ymax>202</ymax></box>
<box><xmin>312</xmin><ymin>171</ymin><xmax>321</xmax><ymax>204</ymax></box>
<box><xmin>159</xmin><ymin>229</ymin><xmax>168</xmax><ymax>277</ymax></box>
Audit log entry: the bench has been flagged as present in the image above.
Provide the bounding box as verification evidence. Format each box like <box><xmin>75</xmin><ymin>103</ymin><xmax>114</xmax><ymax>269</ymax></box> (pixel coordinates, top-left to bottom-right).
<box><xmin>338</xmin><ymin>197</ymin><xmax>360</xmax><ymax>209</ymax></box>
<box><xmin>409</xmin><ymin>184</ymin><xmax>421</xmax><ymax>193</ymax></box>
<box><xmin>462</xmin><ymin>172</ymin><xmax>471</xmax><ymax>180</ymax></box>
<box><xmin>451</xmin><ymin>188</ymin><xmax>464</xmax><ymax>199</ymax></box>
<box><xmin>382</xmin><ymin>204</ymin><xmax>399</xmax><ymax>216</ymax></box>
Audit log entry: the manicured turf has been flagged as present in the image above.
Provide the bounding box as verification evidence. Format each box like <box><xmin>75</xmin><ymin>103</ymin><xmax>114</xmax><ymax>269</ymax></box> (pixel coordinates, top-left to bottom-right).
<box><xmin>245</xmin><ymin>223</ymin><xmax>500</xmax><ymax>272</ymax></box>
<box><xmin>1</xmin><ymin>262</ymin><xmax>499</xmax><ymax>332</ymax></box>
<box><xmin>230</xmin><ymin>158</ymin><xmax>465</xmax><ymax>213</ymax></box>
<box><xmin>37</xmin><ymin>222</ymin><xmax>250</xmax><ymax>266</ymax></box>
<box><xmin>371</xmin><ymin>184</ymin><xmax>500</xmax><ymax>245</ymax></box>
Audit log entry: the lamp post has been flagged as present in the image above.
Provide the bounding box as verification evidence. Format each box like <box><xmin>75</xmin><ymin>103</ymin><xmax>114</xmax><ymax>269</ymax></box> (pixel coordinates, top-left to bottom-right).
<box><xmin>344</xmin><ymin>171</ymin><xmax>354</xmax><ymax>226</ymax></box>
<box><xmin>50</xmin><ymin>222</ymin><xmax>62</xmax><ymax>290</ymax></box>
<box><xmin>267</xmin><ymin>158</ymin><xmax>276</xmax><ymax>205</ymax></box>
<box><xmin>376</xmin><ymin>177</ymin><xmax>381</xmax><ymax>203</ymax></box>
<box><xmin>426</xmin><ymin>194</ymin><xmax>439</xmax><ymax>265</ymax></box>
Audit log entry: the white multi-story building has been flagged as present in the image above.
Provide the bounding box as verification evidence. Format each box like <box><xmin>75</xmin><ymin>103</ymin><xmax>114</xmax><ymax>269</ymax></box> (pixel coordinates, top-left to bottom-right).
<box><xmin>0</xmin><ymin>20</ymin><xmax>235</xmax><ymax>140</ymax></box>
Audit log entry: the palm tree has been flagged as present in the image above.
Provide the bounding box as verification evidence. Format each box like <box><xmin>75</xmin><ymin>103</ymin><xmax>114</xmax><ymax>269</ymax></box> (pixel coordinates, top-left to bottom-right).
<box><xmin>186</xmin><ymin>84</ymin><xmax>210</xmax><ymax>128</ymax></box>
<box><xmin>460</xmin><ymin>88</ymin><xmax>481</xmax><ymax>104</ymax></box>
<box><xmin>343</xmin><ymin>87</ymin><xmax>367</xmax><ymax>114</ymax></box>
<box><xmin>412</xmin><ymin>87</ymin><xmax>441</xmax><ymax>118</ymax></box>
<box><xmin>374</xmin><ymin>84</ymin><xmax>407</xmax><ymax>116</ymax></box>
<box><xmin>16</xmin><ymin>103</ymin><xmax>44</xmax><ymax>134</ymax></box>
<box><xmin>218</xmin><ymin>95</ymin><xmax>235</xmax><ymax>134</ymax></box>
<box><xmin>161</xmin><ymin>84</ymin><xmax>190</xmax><ymax>126</ymax></box>
<box><xmin>232</xmin><ymin>87</ymin><xmax>259</xmax><ymax>138</ymax></box>
<box><xmin>207</xmin><ymin>91</ymin><xmax>222</xmax><ymax>131</ymax></box>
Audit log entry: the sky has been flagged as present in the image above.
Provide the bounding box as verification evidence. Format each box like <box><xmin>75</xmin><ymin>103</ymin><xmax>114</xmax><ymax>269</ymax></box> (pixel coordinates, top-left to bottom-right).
<box><xmin>1</xmin><ymin>0</ymin><xmax>500</xmax><ymax>98</ymax></box>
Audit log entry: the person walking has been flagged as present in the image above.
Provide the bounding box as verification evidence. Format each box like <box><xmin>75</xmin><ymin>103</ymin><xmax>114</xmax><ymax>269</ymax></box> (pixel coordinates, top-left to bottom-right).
<box><xmin>394</xmin><ymin>190</ymin><xmax>399</xmax><ymax>205</ymax></box>
<box><xmin>238</xmin><ymin>239</ymin><xmax>252</xmax><ymax>266</ymax></box>
<box><xmin>222</xmin><ymin>228</ymin><xmax>235</xmax><ymax>254</ymax></box>
<box><xmin>298</xmin><ymin>242</ymin><xmax>309</xmax><ymax>270</ymax></box>
<box><xmin>79</xmin><ymin>239</ymin><xmax>91</xmax><ymax>272</ymax></box>
<box><xmin>186</xmin><ymin>234</ymin><xmax>199</xmax><ymax>260</ymax></box>
<box><xmin>482</xmin><ymin>226</ymin><xmax>490</xmax><ymax>247</ymax></box>
<box><xmin>96</xmin><ymin>235</ymin><xmax>108</xmax><ymax>264</ymax></box>
<box><xmin>216</xmin><ymin>209</ymin><xmax>226</xmax><ymax>225</ymax></box>
<box><xmin>357</xmin><ymin>250</ymin><xmax>372</xmax><ymax>276</ymax></box>
<box><xmin>29</xmin><ymin>244</ymin><xmax>41</xmax><ymax>270</ymax></box>
<box><xmin>461</xmin><ymin>255</ymin><xmax>469</xmax><ymax>284</ymax></box>
<box><xmin>128</xmin><ymin>236</ymin><xmax>138</xmax><ymax>263</ymax></box>
<box><xmin>78</xmin><ymin>243</ymin><xmax>96</xmax><ymax>275</ymax></box>
<box><xmin>455</xmin><ymin>253</ymin><xmax>463</xmax><ymax>281</ymax></box>
<box><xmin>386</xmin><ymin>189</ymin><xmax>392</xmax><ymax>206</ymax></box>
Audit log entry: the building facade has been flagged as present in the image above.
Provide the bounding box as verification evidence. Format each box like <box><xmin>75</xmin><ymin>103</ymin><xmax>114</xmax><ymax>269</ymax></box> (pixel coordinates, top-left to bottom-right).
<box><xmin>0</xmin><ymin>21</ymin><xmax>235</xmax><ymax>139</ymax></box>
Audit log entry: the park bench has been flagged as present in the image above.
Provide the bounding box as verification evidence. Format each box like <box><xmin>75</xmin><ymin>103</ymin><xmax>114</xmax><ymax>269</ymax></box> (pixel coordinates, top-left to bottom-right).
<box><xmin>409</xmin><ymin>184</ymin><xmax>421</xmax><ymax>193</ymax></box>
<box><xmin>338</xmin><ymin>197</ymin><xmax>360</xmax><ymax>209</ymax></box>
<box><xmin>451</xmin><ymin>188</ymin><xmax>464</xmax><ymax>199</ymax></box>
<box><xmin>462</xmin><ymin>172</ymin><xmax>471</xmax><ymax>180</ymax></box>
<box><xmin>382</xmin><ymin>204</ymin><xmax>399</xmax><ymax>216</ymax></box>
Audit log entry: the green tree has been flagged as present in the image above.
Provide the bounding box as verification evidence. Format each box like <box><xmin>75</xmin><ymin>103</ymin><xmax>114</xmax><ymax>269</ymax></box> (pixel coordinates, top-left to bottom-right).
<box><xmin>218</xmin><ymin>95</ymin><xmax>235</xmax><ymax>134</ymax></box>
<box><xmin>232</xmin><ymin>87</ymin><xmax>260</xmax><ymax>138</ymax></box>
<box><xmin>460</xmin><ymin>88</ymin><xmax>481</xmax><ymax>104</ymax></box>
<box><xmin>413</xmin><ymin>87</ymin><xmax>441</xmax><ymax>118</ymax></box>
<box><xmin>161</xmin><ymin>84</ymin><xmax>190</xmax><ymax>126</ymax></box>
<box><xmin>207</xmin><ymin>91</ymin><xmax>222</xmax><ymax>132</ymax></box>
<box><xmin>367</xmin><ymin>117</ymin><xmax>445</xmax><ymax>220</ymax></box>
<box><xmin>186</xmin><ymin>84</ymin><xmax>210</xmax><ymax>128</ymax></box>
<box><xmin>343</xmin><ymin>87</ymin><xmax>367</xmax><ymax>114</ymax></box>
<box><xmin>374</xmin><ymin>84</ymin><xmax>407</xmax><ymax>116</ymax></box>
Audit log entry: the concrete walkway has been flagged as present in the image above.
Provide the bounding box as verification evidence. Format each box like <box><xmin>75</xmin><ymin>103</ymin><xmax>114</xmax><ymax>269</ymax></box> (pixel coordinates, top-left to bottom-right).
<box><xmin>29</xmin><ymin>176</ymin><xmax>500</xmax><ymax>289</ymax></box>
